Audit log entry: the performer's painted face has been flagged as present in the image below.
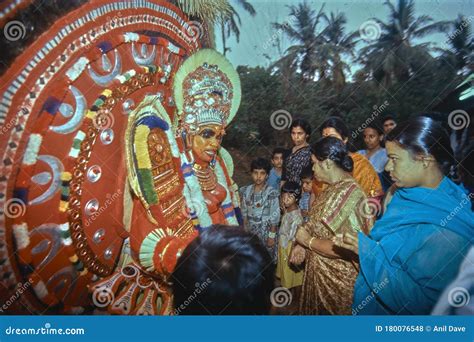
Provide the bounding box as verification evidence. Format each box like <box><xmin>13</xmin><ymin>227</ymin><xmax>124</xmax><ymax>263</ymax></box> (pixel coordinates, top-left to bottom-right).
<box><xmin>192</xmin><ymin>124</ymin><xmax>225</xmax><ymax>165</ymax></box>
<box><xmin>385</xmin><ymin>141</ymin><xmax>426</xmax><ymax>188</ymax></box>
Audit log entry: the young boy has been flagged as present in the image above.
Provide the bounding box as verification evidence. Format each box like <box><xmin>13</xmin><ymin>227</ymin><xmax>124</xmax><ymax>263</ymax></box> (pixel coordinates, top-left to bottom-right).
<box><xmin>299</xmin><ymin>166</ymin><xmax>315</xmax><ymax>222</ymax></box>
<box><xmin>276</xmin><ymin>182</ymin><xmax>304</xmax><ymax>292</ymax></box>
<box><xmin>240</xmin><ymin>158</ymin><xmax>281</xmax><ymax>261</ymax></box>
<box><xmin>267</xmin><ymin>147</ymin><xmax>286</xmax><ymax>191</ymax></box>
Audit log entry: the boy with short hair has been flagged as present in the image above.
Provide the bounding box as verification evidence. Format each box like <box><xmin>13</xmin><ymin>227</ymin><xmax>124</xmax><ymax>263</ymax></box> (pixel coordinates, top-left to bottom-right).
<box><xmin>240</xmin><ymin>157</ymin><xmax>281</xmax><ymax>261</ymax></box>
<box><xmin>267</xmin><ymin>147</ymin><xmax>286</xmax><ymax>191</ymax></box>
<box><xmin>299</xmin><ymin>166</ymin><xmax>315</xmax><ymax>222</ymax></box>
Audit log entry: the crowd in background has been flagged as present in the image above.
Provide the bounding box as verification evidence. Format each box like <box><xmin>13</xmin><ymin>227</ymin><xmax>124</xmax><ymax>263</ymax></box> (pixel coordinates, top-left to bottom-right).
<box><xmin>172</xmin><ymin>114</ymin><xmax>473</xmax><ymax>316</ymax></box>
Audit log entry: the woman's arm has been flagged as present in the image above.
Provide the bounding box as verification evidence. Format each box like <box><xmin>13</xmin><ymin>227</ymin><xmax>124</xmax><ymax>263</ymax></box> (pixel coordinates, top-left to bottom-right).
<box><xmin>295</xmin><ymin>222</ymin><xmax>344</xmax><ymax>259</ymax></box>
<box><xmin>309</xmin><ymin>192</ymin><xmax>316</xmax><ymax>208</ymax></box>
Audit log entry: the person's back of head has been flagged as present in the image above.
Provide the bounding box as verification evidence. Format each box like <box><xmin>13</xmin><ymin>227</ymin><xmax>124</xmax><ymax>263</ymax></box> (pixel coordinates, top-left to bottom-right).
<box><xmin>172</xmin><ymin>225</ymin><xmax>274</xmax><ymax>315</ymax></box>
<box><xmin>319</xmin><ymin>116</ymin><xmax>350</xmax><ymax>140</ymax></box>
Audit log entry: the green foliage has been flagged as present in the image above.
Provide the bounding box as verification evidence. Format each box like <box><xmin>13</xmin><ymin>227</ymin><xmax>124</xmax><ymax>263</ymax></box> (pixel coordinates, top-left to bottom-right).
<box><xmin>224</xmin><ymin>0</ymin><xmax>470</xmax><ymax>152</ymax></box>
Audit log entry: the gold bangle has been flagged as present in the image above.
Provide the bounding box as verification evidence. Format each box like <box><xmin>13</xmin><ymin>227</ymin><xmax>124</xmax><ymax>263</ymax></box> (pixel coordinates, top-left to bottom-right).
<box><xmin>308</xmin><ymin>237</ymin><xmax>316</xmax><ymax>251</ymax></box>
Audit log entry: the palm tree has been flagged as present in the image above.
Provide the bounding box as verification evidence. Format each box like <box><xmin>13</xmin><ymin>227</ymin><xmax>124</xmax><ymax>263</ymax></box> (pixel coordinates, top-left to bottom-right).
<box><xmin>220</xmin><ymin>0</ymin><xmax>256</xmax><ymax>56</ymax></box>
<box><xmin>442</xmin><ymin>15</ymin><xmax>474</xmax><ymax>73</ymax></box>
<box><xmin>272</xmin><ymin>2</ymin><xmax>328</xmax><ymax>81</ymax></box>
<box><xmin>323</xmin><ymin>12</ymin><xmax>359</xmax><ymax>90</ymax></box>
<box><xmin>175</xmin><ymin>0</ymin><xmax>232</xmax><ymax>47</ymax></box>
<box><xmin>360</xmin><ymin>0</ymin><xmax>452</xmax><ymax>86</ymax></box>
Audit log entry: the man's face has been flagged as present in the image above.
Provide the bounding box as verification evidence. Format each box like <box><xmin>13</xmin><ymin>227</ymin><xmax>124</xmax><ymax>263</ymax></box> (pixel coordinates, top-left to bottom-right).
<box><xmin>251</xmin><ymin>168</ymin><xmax>268</xmax><ymax>186</ymax></box>
<box><xmin>272</xmin><ymin>153</ymin><xmax>284</xmax><ymax>169</ymax></box>
<box><xmin>383</xmin><ymin>119</ymin><xmax>396</xmax><ymax>134</ymax></box>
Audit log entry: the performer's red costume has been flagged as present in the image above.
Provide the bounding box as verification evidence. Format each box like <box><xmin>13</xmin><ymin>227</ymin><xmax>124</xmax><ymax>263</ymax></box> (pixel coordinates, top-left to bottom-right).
<box><xmin>0</xmin><ymin>0</ymin><xmax>241</xmax><ymax>314</ymax></box>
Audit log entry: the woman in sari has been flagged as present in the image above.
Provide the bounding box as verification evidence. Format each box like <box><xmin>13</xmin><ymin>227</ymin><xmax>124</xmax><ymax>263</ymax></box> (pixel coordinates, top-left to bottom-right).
<box><xmin>290</xmin><ymin>137</ymin><xmax>373</xmax><ymax>315</ymax></box>
<box><xmin>313</xmin><ymin>117</ymin><xmax>383</xmax><ymax>199</ymax></box>
<box><xmin>337</xmin><ymin>116</ymin><xmax>474</xmax><ymax>315</ymax></box>
<box><xmin>281</xmin><ymin>118</ymin><xmax>312</xmax><ymax>187</ymax></box>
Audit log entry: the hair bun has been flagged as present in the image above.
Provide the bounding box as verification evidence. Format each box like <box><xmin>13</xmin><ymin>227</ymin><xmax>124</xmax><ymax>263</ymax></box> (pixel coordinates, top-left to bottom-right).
<box><xmin>341</xmin><ymin>155</ymin><xmax>354</xmax><ymax>172</ymax></box>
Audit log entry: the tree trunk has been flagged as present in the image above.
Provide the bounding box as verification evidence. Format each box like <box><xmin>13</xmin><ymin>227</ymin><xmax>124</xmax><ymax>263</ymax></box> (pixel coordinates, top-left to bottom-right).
<box><xmin>221</xmin><ymin>21</ymin><xmax>227</xmax><ymax>56</ymax></box>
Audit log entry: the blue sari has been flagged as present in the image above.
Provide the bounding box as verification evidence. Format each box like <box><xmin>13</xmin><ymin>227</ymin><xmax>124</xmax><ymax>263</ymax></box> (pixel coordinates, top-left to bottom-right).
<box><xmin>353</xmin><ymin>177</ymin><xmax>473</xmax><ymax>315</ymax></box>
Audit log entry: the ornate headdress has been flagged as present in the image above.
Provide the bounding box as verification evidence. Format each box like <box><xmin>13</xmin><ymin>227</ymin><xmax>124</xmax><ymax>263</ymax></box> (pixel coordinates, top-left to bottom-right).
<box><xmin>173</xmin><ymin>49</ymin><xmax>241</xmax><ymax>133</ymax></box>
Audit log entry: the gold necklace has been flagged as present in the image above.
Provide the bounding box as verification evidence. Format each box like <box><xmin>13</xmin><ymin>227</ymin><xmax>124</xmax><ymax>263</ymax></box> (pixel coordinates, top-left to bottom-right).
<box><xmin>193</xmin><ymin>164</ymin><xmax>217</xmax><ymax>191</ymax></box>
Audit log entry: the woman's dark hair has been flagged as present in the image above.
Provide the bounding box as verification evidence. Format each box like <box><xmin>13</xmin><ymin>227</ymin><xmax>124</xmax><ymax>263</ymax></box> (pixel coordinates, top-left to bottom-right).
<box><xmin>386</xmin><ymin>116</ymin><xmax>455</xmax><ymax>177</ymax></box>
<box><xmin>290</xmin><ymin>118</ymin><xmax>312</xmax><ymax>136</ymax></box>
<box><xmin>312</xmin><ymin>136</ymin><xmax>354</xmax><ymax>173</ymax></box>
<box><xmin>318</xmin><ymin>116</ymin><xmax>350</xmax><ymax>140</ymax></box>
<box><xmin>172</xmin><ymin>225</ymin><xmax>274</xmax><ymax>315</ymax></box>
<box><xmin>459</xmin><ymin>140</ymin><xmax>474</xmax><ymax>188</ymax></box>
<box><xmin>250</xmin><ymin>157</ymin><xmax>271</xmax><ymax>174</ymax></box>
<box><xmin>281</xmin><ymin>181</ymin><xmax>302</xmax><ymax>203</ymax></box>
<box><xmin>364</xmin><ymin>122</ymin><xmax>384</xmax><ymax>136</ymax></box>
